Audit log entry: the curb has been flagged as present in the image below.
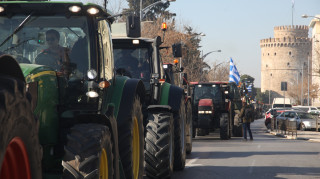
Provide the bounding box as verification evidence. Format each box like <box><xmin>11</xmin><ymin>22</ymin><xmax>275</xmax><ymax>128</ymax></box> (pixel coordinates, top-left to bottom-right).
<box><xmin>268</xmin><ymin>130</ymin><xmax>320</xmax><ymax>142</ymax></box>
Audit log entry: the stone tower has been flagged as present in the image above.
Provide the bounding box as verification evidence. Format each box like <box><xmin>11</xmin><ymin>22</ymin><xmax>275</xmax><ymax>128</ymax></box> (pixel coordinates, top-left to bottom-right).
<box><xmin>260</xmin><ymin>25</ymin><xmax>312</xmax><ymax>104</ymax></box>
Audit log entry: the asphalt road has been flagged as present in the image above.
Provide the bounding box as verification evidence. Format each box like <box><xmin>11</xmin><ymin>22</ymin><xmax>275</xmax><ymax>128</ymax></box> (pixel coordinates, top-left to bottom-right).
<box><xmin>172</xmin><ymin>119</ymin><xmax>320</xmax><ymax>179</ymax></box>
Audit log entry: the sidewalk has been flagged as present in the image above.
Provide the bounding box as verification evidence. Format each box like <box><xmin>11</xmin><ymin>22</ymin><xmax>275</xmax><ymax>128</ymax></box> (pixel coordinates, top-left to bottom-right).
<box><xmin>269</xmin><ymin>129</ymin><xmax>320</xmax><ymax>142</ymax></box>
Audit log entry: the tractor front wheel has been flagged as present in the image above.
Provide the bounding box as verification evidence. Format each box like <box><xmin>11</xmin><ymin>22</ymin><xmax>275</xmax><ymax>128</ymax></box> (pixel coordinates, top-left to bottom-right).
<box><xmin>186</xmin><ymin>101</ymin><xmax>193</xmax><ymax>154</ymax></box>
<box><xmin>118</xmin><ymin>96</ymin><xmax>144</xmax><ymax>179</ymax></box>
<box><xmin>145</xmin><ymin>112</ymin><xmax>174</xmax><ymax>179</ymax></box>
<box><xmin>220</xmin><ymin>113</ymin><xmax>230</xmax><ymax>140</ymax></box>
<box><xmin>173</xmin><ymin>97</ymin><xmax>187</xmax><ymax>170</ymax></box>
<box><xmin>62</xmin><ymin>124</ymin><xmax>114</xmax><ymax>179</ymax></box>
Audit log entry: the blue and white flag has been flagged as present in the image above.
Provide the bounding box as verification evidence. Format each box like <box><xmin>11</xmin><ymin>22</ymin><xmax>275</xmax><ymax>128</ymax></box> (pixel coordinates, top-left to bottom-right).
<box><xmin>247</xmin><ymin>84</ymin><xmax>252</xmax><ymax>92</ymax></box>
<box><xmin>229</xmin><ymin>58</ymin><xmax>240</xmax><ymax>85</ymax></box>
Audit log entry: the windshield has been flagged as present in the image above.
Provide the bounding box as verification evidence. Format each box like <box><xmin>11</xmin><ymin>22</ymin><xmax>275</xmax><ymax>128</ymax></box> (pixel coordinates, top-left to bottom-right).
<box><xmin>0</xmin><ymin>15</ymin><xmax>90</xmax><ymax>78</ymax></box>
<box><xmin>298</xmin><ymin>112</ymin><xmax>315</xmax><ymax>119</ymax></box>
<box><xmin>114</xmin><ymin>48</ymin><xmax>151</xmax><ymax>88</ymax></box>
<box><xmin>193</xmin><ymin>84</ymin><xmax>222</xmax><ymax>102</ymax></box>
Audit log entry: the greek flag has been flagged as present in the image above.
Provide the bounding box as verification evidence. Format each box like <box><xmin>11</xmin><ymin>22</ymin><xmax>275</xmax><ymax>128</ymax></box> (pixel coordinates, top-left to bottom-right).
<box><xmin>247</xmin><ymin>84</ymin><xmax>252</xmax><ymax>92</ymax></box>
<box><xmin>229</xmin><ymin>58</ymin><xmax>240</xmax><ymax>85</ymax></box>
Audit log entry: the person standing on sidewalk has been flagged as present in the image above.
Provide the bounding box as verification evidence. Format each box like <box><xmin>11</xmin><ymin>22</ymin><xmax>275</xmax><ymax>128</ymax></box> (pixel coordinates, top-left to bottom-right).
<box><xmin>239</xmin><ymin>97</ymin><xmax>253</xmax><ymax>141</ymax></box>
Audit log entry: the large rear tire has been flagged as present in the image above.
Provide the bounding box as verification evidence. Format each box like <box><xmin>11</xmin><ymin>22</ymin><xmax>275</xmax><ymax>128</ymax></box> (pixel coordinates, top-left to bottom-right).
<box><xmin>145</xmin><ymin>112</ymin><xmax>174</xmax><ymax>179</ymax></box>
<box><xmin>220</xmin><ymin>113</ymin><xmax>230</xmax><ymax>140</ymax></box>
<box><xmin>62</xmin><ymin>124</ymin><xmax>114</xmax><ymax>179</ymax></box>
<box><xmin>186</xmin><ymin>101</ymin><xmax>192</xmax><ymax>154</ymax></box>
<box><xmin>118</xmin><ymin>96</ymin><xmax>144</xmax><ymax>179</ymax></box>
<box><xmin>173</xmin><ymin>97</ymin><xmax>187</xmax><ymax>170</ymax></box>
<box><xmin>0</xmin><ymin>76</ymin><xmax>42</xmax><ymax>179</ymax></box>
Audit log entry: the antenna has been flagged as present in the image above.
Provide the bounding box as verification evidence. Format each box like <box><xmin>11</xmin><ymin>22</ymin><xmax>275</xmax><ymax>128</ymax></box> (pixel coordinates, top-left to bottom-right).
<box><xmin>291</xmin><ymin>0</ymin><xmax>294</xmax><ymax>26</ymax></box>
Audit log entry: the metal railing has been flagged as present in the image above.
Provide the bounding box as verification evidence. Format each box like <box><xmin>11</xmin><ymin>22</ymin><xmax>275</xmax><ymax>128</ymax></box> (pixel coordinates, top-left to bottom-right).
<box><xmin>276</xmin><ymin>118</ymin><xmax>297</xmax><ymax>137</ymax></box>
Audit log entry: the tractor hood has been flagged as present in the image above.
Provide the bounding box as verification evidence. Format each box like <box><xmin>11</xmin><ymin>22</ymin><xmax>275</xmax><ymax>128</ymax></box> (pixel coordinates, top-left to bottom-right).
<box><xmin>20</xmin><ymin>63</ymin><xmax>56</xmax><ymax>81</ymax></box>
<box><xmin>199</xmin><ymin>99</ymin><xmax>213</xmax><ymax>107</ymax></box>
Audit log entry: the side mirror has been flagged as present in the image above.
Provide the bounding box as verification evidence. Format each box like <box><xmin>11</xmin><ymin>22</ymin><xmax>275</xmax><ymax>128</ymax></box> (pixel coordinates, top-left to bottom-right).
<box><xmin>172</xmin><ymin>43</ymin><xmax>182</xmax><ymax>57</ymax></box>
<box><xmin>126</xmin><ymin>15</ymin><xmax>141</xmax><ymax>38</ymax></box>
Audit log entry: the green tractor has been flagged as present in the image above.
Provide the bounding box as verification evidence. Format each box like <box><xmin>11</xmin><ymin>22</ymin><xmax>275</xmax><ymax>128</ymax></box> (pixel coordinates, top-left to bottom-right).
<box><xmin>0</xmin><ymin>2</ymin><xmax>145</xmax><ymax>179</ymax></box>
<box><xmin>162</xmin><ymin>57</ymin><xmax>193</xmax><ymax>154</ymax></box>
<box><xmin>112</xmin><ymin>18</ymin><xmax>187</xmax><ymax>178</ymax></box>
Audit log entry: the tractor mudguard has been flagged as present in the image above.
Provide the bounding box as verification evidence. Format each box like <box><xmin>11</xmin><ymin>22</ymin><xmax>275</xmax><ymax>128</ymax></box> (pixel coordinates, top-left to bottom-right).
<box><xmin>168</xmin><ymin>85</ymin><xmax>184</xmax><ymax>113</ymax></box>
<box><xmin>159</xmin><ymin>82</ymin><xmax>184</xmax><ymax>112</ymax></box>
<box><xmin>147</xmin><ymin>105</ymin><xmax>172</xmax><ymax>113</ymax></box>
<box><xmin>116</xmin><ymin>78</ymin><xmax>145</xmax><ymax>127</ymax></box>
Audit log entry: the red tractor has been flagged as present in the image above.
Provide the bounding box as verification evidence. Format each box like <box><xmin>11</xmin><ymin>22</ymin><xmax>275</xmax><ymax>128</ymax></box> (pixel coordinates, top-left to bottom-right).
<box><xmin>191</xmin><ymin>81</ymin><xmax>243</xmax><ymax>139</ymax></box>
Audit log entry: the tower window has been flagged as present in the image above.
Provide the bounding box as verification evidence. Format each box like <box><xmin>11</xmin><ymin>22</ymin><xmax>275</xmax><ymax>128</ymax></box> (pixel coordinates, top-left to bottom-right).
<box><xmin>274</xmin><ymin>52</ymin><xmax>276</xmax><ymax>56</ymax></box>
<box><xmin>287</xmin><ymin>62</ymin><xmax>290</xmax><ymax>66</ymax></box>
<box><xmin>266</xmin><ymin>64</ymin><xmax>268</xmax><ymax>67</ymax></box>
<box><xmin>289</xmin><ymin>51</ymin><xmax>291</xmax><ymax>55</ymax></box>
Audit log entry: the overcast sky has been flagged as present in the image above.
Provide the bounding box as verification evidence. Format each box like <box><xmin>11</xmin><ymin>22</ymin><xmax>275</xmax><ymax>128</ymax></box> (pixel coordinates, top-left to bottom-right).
<box><xmin>167</xmin><ymin>0</ymin><xmax>320</xmax><ymax>87</ymax></box>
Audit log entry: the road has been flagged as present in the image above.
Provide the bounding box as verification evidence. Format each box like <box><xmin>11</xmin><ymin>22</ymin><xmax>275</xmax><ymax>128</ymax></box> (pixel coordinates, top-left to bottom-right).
<box><xmin>172</xmin><ymin>119</ymin><xmax>320</xmax><ymax>179</ymax></box>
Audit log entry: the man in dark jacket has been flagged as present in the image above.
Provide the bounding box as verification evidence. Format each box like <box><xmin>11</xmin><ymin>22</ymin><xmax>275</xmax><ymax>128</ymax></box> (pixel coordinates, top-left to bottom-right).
<box><xmin>239</xmin><ymin>97</ymin><xmax>253</xmax><ymax>141</ymax></box>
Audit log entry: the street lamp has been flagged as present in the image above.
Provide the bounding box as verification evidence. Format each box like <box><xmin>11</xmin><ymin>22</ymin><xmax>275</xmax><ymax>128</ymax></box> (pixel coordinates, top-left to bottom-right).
<box><xmin>140</xmin><ymin>0</ymin><xmax>176</xmax><ymax>21</ymax></box>
<box><xmin>301</xmin><ymin>14</ymin><xmax>320</xmax><ymax>20</ymax></box>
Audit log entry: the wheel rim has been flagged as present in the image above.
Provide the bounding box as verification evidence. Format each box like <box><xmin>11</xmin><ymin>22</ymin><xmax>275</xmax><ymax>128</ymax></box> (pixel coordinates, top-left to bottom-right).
<box><xmin>0</xmin><ymin>137</ymin><xmax>31</xmax><ymax>179</ymax></box>
<box><xmin>99</xmin><ymin>149</ymin><xmax>108</xmax><ymax>179</ymax></box>
<box><xmin>132</xmin><ymin>117</ymin><xmax>140</xmax><ymax>179</ymax></box>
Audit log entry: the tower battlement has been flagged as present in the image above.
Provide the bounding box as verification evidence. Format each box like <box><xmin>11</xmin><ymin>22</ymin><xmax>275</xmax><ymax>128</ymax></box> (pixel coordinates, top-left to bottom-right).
<box><xmin>274</xmin><ymin>25</ymin><xmax>309</xmax><ymax>31</ymax></box>
<box><xmin>273</xmin><ymin>25</ymin><xmax>309</xmax><ymax>39</ymax></box>
<box><xmin>260</xmin><ymin>37</ymin><xmax>311</xmax><ymax>47</ymax></box>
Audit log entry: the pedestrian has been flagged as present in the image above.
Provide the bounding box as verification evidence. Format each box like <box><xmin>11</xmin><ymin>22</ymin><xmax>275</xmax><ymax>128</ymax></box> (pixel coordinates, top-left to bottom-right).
<box><xmin>239</xmin><ymin>97</ymin><xmax>253</xmax><ymax>141</ymax></box>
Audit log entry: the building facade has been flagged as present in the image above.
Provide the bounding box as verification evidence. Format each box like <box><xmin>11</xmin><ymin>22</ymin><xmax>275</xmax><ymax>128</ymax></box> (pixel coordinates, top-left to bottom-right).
<box><xmin>260</xmin><ymin>25</ymin><xmax>312</xmax><ymax>105</ymax></box>
<box><xmin>309</xmin><ymin>15</ymin><xmax>320</xmax><ymax>107</ymax></box>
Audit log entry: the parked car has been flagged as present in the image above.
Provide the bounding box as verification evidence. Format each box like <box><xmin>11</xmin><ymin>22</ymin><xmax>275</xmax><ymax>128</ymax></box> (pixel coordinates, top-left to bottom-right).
<box><xmin>276</xmin><ymin>110</ymin><xmax>302</xmax><ymax>130</ymax></box>
<box><xmin>292</xmin><ymin>106</ymin><xmax>320</xmax><ymax>114</ymax></box>
<box><xmin>298</xmin><ymin>112</ymin><xmax>320</xmax><ymax>131</ymax></box>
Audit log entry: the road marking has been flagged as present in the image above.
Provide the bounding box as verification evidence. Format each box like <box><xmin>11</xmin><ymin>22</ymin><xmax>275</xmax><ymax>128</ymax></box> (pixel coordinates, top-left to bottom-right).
<box><xmin>257</xmin><ymin>145</ymin><xmax>261</xmax><ymax>149</ymax></box>
<box><xmin>249</xmin><ymin>160</ymin><xmax>256</xmax><ymax>174</ymax></box>
<box><xmin>185</xmin><ymin>157</ymin><xmax>202</xmax><ymax>168</ymax></box>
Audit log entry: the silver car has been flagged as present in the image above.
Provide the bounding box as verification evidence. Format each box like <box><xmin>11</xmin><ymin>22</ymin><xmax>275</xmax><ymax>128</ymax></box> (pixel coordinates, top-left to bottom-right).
<box><xmin>297</xmin><ymin>112</ymin><xmax>320</xmax><ymax>131</ymax></box>
<box><xmin>276</xmin><ymin>110</ymin><xmax>302</xmax><ymax>129</ymax></box>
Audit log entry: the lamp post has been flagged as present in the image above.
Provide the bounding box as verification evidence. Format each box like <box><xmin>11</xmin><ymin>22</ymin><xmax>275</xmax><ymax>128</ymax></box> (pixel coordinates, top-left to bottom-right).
<box><xmin>140</xmin><ymin>0</ymin><xmax>176</xmax><ymax>21</ymax></box>
<box><xmin>200</xmin><ymin>50</ymin><xmax>222</xmax><ymax>81</ymax></box>
<box><xmin>302</xmin><ymin>14</ymin><xmax>320</xmax><ymax>20</ymax></box>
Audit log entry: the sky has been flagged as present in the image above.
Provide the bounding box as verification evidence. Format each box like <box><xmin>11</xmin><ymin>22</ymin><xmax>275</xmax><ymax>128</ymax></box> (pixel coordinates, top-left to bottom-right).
<box><xmin>167</xmin><ymin>0</ymin><xmax>320</xmax><ymax>87</ymax></box>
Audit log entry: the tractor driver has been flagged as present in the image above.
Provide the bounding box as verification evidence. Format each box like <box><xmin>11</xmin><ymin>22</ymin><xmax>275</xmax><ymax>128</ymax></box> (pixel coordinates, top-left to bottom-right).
<box><xmin>35</xmin><ymin>29</ymin><xmax>70</xmax><ymax>75</ymax></box>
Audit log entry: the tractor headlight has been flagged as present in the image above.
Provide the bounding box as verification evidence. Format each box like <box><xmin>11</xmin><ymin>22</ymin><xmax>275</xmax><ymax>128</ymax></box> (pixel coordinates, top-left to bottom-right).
<box><xmin>87</xmin><ymin>69</ymin><xmax>97</xmax><ymax>79</ymax></box>
<box><xmin>0</xmin><ymin>6</ymin><xmax>4</xmax><ymax>13</ymax></box>
<box><xmin>87</xmin><ymin>7</ymin><xmax>99</xmax><ymax>15</ymax></box>
<box><xmin>86</xmin><ymin>91</ymin><xmax>99</xmax><ymax>98</ymax></box>
<box><xmin>69</xmin><ymin>5</ymin><xmax>81</xmax><ymax>13</ymax></box>
<box><xmin>198</xmin><ymin>111</ymin><xmax>204</xmax><ymax>114</ymax></box>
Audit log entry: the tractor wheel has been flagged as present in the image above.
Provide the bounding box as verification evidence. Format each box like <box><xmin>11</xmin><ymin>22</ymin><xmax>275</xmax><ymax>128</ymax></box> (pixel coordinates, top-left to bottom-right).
<box><xmin>145</xmin><ymin>112</ymin><xmax>174</xmax><ymax>179</ymax></box>
<box><xmin>186</xmin><ymin>101</ymin><xmax>193</xmax><ymax>154</ymax></box>
<box><xmin>0</xmin><ymin>76</ymin><xmax>42</xmax><ymax>179</ymax></box>
<box><xmin>62</xmin><ymin>124</ymin><xmax>114</xmax><ymax>179</ymax></box>
<box><xmin>173</xmin><ymin>97</ymin><xmax>187</xmax><ymax>170</ymax></box>
<box><xmin>118</xmin><ymin>96</ymin><xmax>144</xmax><ymax>179</ymax></box>
<box><xmin>220</xmin><ymin>113</ymin><xmax>230</xmax><ymax>140</ymax></box>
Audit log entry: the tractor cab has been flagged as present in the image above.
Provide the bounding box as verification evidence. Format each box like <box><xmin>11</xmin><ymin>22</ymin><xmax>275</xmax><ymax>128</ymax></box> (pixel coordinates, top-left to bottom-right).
<box><xmin>0</xmin><ymin>2</ymin><xmax>114</xmax><ymax>110</ymax></box>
